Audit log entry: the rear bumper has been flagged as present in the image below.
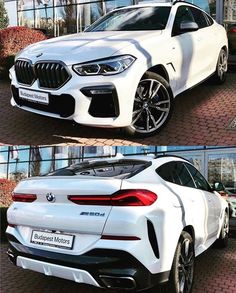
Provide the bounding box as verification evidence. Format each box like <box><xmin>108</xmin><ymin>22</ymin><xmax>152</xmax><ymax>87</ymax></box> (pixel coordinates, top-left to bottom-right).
<box><xmin>7</xmin><ymin>233</ymin><xmax>169</xmax><ymax>291</ymax></box>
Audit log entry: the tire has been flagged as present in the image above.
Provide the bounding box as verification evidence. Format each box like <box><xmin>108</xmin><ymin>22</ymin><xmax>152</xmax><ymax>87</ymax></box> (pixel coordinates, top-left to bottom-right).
<box><xmin>215</xmin><ymin>211</ymin><xmax>229</xmax><ymax>248</ymax></box>
<box><xmin>123</xmin><ymin>72</ymin><xmax>173</xmax><ymax>137</ymax></box>
<box><xmin>148</xmin><ymin>231</ymin><xmax>195</xmax><ymax>293</ymax></box>
<box><xmin>212</xmin><ymin>48</ymin><xmax>228</xmax><ymax>84</ymax></box>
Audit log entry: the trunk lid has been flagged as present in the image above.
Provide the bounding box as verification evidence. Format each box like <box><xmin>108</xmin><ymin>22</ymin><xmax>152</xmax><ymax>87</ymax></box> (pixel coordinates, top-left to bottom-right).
<box><xmin>8</xmin><ymin>176</ymin><xmax>122</xmax><ymax>235</ymax></box>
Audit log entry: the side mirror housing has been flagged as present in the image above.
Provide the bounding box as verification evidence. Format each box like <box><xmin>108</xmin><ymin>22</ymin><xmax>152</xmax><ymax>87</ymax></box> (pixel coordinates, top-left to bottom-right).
<box><xmin>213</xmin><ymin>181</ymin><xmax>225</xmax><ymax>192</ymax></box>
<box><xmin>180</xmin><ymin>21</ymin><xmax>199</xmax><ymax>32</ymax></box>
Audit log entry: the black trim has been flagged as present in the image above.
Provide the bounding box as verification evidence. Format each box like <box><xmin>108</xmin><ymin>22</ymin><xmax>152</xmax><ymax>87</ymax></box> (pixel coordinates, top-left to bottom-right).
<box><xmin>147</xmin><ymin>220</ymin><xmax>160</xmax><ymax>259</ymax></box>
<box><xmin>11</xmin><ymin>85</ymin><xmax>75</xmax><ymax>118</ymax></box>
<box><xmin>7</xmin><ymin>233</ymin><xmax>170</xmax><ymax>290</ymax></box>
<box><xmin>81</xmin><ymin>85</ymin><xmax>120</xmax><ymax>118</ymax></box>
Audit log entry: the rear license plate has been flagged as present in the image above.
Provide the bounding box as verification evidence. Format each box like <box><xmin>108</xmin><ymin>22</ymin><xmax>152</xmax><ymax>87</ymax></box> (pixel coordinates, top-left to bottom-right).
<box><xmin>31</xmin><ymin>230</ymin><xmax>74</xmax><ymax>249</ymax></box>
<box><xmin>19</xmin><ymin>88</ymin><xmax>49</xmax><ymax>105</ymax></box>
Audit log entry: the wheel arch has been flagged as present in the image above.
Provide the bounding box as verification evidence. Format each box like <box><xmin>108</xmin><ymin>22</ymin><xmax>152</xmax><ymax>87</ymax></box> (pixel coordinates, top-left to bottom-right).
<box><xmin>221</xmin><ymin>45</ymin><xmax>228</xmax><ymax>57</ymax></box>
<box><xmin>144</xmin><ymin>64</ymin><xmax>170</xmax><ymax>83</ymax></box>
<box><xmin>182</xmin><ymin>225</ymin><xmax>195</xmax><ymax>245</ymax></box>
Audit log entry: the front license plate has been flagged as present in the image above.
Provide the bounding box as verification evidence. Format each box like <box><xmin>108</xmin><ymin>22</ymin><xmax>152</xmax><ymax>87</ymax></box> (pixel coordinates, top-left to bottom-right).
<box><xmin>19</xmin><ymin>88</ymin><xmax>49</xmax><ymax>105</ymax></box>
<box><xmin>31</xmin><ymin>230</ymin><xmax>74</xmax><ymax>249</ymax></box>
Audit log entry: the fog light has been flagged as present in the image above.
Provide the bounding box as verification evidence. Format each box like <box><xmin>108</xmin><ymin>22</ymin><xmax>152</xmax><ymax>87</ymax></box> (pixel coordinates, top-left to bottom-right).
<box><xmin>90</xmin><ymin>89</ymin><xmax>112</xmax><ymax>95</ymax></box>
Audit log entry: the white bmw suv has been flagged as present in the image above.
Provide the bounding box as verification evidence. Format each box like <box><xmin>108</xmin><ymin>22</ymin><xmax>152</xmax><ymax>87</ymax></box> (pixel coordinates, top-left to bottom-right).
<box><xmin>10</xmin><ymin>2</ymin><xmax>228</xmax><ymax>137</ymax></box>
<box><xmin>6</xmin><ymin>155</ymin><xmax>229</xmax><ymax>293</ymax></box>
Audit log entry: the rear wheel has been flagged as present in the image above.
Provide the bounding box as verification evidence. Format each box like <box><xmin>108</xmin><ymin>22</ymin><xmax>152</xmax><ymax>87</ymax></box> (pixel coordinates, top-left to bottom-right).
<box><xmin>149</xmin><ymin>231</ymin><xmax>195</xmax><ymax>293</ymax></box>
<box><xmin>124</xmin><ymin>72</ymin><xmax>173</xmax><ymax>137</ymax></box>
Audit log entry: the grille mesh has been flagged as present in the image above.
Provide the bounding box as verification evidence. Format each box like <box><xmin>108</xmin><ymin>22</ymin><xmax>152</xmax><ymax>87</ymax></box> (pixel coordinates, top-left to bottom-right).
<box><xmin>15</xmin><ymin>60</ymin><xmax>71</xmax><ymax>89</ymax></box>
<box><xmin>35</xmin><ymin>62</ymin><xmax>70</xmax><ymax>89</ymax></box>
<box><xmin>15</xmin><ymin>60</ymin><xmax>35</xmax><ymax>85</ymax></box>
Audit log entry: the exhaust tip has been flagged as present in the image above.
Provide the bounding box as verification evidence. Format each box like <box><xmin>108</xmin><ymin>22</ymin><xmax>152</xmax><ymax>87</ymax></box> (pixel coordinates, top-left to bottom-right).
<box><xmin>99</xmin><ymin>275</ymin><xmax>136</xmax><ymax>290</ymax></box>
<box><xmin>6</xmin><ymin>249</ymin><xmax>16</xmax><ymax>265</ymax></box>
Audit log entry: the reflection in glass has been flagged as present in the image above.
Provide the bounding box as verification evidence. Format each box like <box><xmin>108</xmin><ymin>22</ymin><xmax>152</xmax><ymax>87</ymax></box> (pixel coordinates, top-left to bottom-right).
<box><xmin>54</xmin><ymin>4</ymin><xmax>77</xmax><ymax>36</ymax></box>
<box><xmin>18</xmin><ymin>0</ymin><xmax>34</xmax><ymax>10</ymax></box>
<box><xmin>35</xmin><ymin>7</ymin><xmax>54</xmax><ymax>33</ymax></box>
<box><xmin>0</xmin><ymin>164</ymin><xmax>7</xmax><ymax>179</ymax></box>
<box><xmin>9</xmin><ymin>163</ymin><xmax>29</xmax><ymax>181</ymax></box>
<box><xmin>208</xmin><ymin>153</ymin><xmax>236</xmax><ymax>189</ymax></box>
<box><xmin>9</xmin><ymin>147</ymin><xmax>30</xmax><ymax>164</ymax></box>
<box><xmin>30</xmin><ymin>160</ymin><xmax>52</xmax><ymax>176</ymax></box>
<box><xmin>18</xmin><ymin>9</ymin><xmax>35</xmax><ymax>27</ymax></box>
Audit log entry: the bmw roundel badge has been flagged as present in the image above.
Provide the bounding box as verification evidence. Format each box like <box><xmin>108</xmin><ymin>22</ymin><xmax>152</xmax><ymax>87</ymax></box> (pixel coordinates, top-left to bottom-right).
<box><xmin>46</xmin><ymin>192</ymin><xmax>55</xmax><ymax>203</ymax></box>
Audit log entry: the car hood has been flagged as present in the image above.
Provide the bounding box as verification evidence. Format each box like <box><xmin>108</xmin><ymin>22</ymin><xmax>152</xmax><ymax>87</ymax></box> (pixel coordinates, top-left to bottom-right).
<box><xmin>17</xmin><ymin>30</ymin><xmax>163</xmax><ymax>65</ymax></box>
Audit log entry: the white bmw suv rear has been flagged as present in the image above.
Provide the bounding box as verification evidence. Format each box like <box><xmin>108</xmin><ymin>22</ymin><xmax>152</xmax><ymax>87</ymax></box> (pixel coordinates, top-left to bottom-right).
<box><xmin>6</xmin><ymin>155</ymin><xmax>229</xmax><ymax>292</ymax></box>
<box><xmin>10</xmin><ymin>2</ymin><xmax>228</xmax><ymax>137</ymax></box>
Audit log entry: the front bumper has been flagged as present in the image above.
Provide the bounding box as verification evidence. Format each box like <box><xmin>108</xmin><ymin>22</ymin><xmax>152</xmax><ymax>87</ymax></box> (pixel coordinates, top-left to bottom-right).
<box><xmin>10</xmin><ymin>62</ymin><xmax>142</xmax><ymax>128</ymax></box>
<box><xmin>7</xmin><ymin>233</ymin><xmax>170</xmax><ymax>291</ymax></box>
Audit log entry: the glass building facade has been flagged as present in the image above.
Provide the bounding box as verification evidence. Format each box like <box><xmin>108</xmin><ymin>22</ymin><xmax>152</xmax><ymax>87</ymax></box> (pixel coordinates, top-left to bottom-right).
<box><xmin>0</xmin><ymin>146</ymin><xmax>235</xmax><ymax>191</ymax></box>
<box><xmin>4</xmin><ymin>0</ymin><xmax>216</xmax><ymax>37</ymax></box>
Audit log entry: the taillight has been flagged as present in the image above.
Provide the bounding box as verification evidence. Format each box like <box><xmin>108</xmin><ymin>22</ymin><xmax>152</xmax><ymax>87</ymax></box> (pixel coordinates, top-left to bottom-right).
<box><xmin>229</xmin><ymin>27</ymin><xmax>236</xmax><ymax>33</ymax></box>
<box><xmin>68</xmin><ymin>189</ymin><xmax>157</xmax><ymax>206</ymax></box>
<box><xmin>111</xmin><ymin>189</ymin><xmax>157</xmax><ymax>206</ymax></box>
<box><xmin>12</xmin><ymin>193</ymin><xmax>37</xmax><ymax>202</ymax></box>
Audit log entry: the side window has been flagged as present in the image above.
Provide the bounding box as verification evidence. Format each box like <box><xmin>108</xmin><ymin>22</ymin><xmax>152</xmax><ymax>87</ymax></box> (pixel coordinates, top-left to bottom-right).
<box><xmin>156</xmin><ymin>161</ymin><xmax>195</xmax><ymax>188</ymax></box>
<box><xmin>172</xmin><ymin>6</ymin><xmax>195</xmax><ymax>36</ymax></box>
<box><xmin>185</xmin><ymin>163</ymin><xmax>212</xmax><ymax>192</ymax></box>
<box><xmin>205</xmin><ymin>13</ymin><xmax>214</xmax><ymax>26</ymax></box>
<box><xmin>156</xmin><ymin>162</ymin><xmax>182</xmax><ymax>185</ymax></box>
<box><xmin>175</xmin><ymin>162</ymin><xmax>196</xmax><ymax>188</ymax></box>
<box><xmin>190</xmin><ymin>7</ymin><xmax>209</xmax><ymax>29</ymax></box>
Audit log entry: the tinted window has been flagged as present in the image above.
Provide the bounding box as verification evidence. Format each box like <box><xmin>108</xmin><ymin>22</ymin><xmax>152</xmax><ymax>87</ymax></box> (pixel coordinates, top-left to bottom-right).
<box><xmin>190</xmin><ymin>7</ymin><xmax>208</xmax><ymax>28</ymax></box>
<box><xmin>205</xmin><ymin>13</ymin><xmax>214</xmax><ymax>26</ymax></box>
<box><xmin>172</xmin><ymin>6</ymin><xmax>195</xmax><ymax>36</ymax></box>
<box><xmin>156</xmin><ymin>161</ymin><xmax>195</xmax><ymax>188</ymax></box>
<box><xmin>185</xmin><ymin>163</ymin><xmax>212</xmax><ymax>192</ymax></box>
<box><xmin>86</xmin><ymin>7</ymin><xmax>171</xmax><ymax>32</ymax></box>
<box><xmin>48</xmin><ymin>159</ymin><xmax>151</xmax><ymax>178</ymax></box>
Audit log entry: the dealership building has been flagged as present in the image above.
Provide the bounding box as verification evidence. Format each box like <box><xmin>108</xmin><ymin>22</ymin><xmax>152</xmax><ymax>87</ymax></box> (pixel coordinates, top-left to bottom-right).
<box><xmin>3</xmin><ymin>0</ymin><xmax>236</xmax><ymax>37</ymax></box>
<box><xmin>0</xmin><ymin>146</ymin><xmax>235</xmax><ymax>192</ymax></box>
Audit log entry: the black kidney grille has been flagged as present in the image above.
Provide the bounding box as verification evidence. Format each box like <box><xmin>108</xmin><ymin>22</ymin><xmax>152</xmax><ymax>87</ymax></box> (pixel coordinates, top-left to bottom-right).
<box><xmin>15</xmin><ymin>60</ymin><xmax>35</xmax><ymax>85</ymax></box>
<box><xmin>15</xmin><ymin>60</ymin><xmax>71</xmax><ymax>89</ymax></box>
<box><xmin>34</xmin><ymin>62</ymin><xmax>70</xmax><ymax>89</ymax></box>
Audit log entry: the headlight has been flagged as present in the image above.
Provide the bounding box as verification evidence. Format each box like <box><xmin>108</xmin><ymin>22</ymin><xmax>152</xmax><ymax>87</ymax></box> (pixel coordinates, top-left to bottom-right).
<box><xmin>73</xmin><ymin>55</ymin><xmax>136</xmax><ymax>76</ymax></box>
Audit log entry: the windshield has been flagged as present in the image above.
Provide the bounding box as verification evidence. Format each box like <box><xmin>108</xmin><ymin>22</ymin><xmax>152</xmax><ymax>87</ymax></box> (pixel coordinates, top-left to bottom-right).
<box><xmin>48</xmin><ymin>159</ymin><xmax>151</xmax><ymax>179</ymax></box>
<box><xmin>86</xmin><ymin>7</ymin><xmax>171</xmax><ymax>32</ymax></box>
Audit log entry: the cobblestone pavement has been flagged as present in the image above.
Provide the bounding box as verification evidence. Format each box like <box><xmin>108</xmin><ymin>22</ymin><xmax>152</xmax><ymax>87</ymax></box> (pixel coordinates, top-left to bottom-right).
<box><xmin>0</xmin><ymin>67</ymin><xmax>236</xmax><ymax>146</ymax></box>
<box><xmin>1</xmin><ymin>234</ymin><xmax>236</xmax><ymax>293</ymax></box>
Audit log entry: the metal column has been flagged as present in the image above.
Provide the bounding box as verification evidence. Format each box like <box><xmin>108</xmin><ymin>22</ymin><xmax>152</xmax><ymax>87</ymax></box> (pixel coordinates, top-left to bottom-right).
<box><xmin>216</xmin><ymin>0</ymin><xmax>224</xmax><ymax>24</ymax></box>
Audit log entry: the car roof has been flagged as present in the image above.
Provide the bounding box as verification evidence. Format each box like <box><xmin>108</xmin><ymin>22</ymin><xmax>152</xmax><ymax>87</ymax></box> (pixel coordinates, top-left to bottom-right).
<box><xmin>108</xmin><ymin>154</ymin><xmax>190</xmax><ymax>164</ymax></box>
<box><xmin>114</xmin><ymin>1</ymin><xmax>199</xmax><ymax>11</ymax></box>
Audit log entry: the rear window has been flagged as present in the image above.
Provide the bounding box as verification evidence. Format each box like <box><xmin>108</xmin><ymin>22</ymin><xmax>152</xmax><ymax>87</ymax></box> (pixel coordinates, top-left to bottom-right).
<box><xmin>47</xmin><ymin>159</ymin><xmax>151</xmax><ymax>179</ymax></box>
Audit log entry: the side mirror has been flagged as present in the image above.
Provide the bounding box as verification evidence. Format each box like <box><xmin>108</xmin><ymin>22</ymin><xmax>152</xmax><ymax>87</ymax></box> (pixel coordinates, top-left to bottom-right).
<box><xmin>213</xmin><ymin>181</ymin><xmax>225</xmax><ymax>192</ymax></box>
<box><xmin>180</xmin><ymin>21</ymin><xmax>199</xmax><ymax>32</ymax></box>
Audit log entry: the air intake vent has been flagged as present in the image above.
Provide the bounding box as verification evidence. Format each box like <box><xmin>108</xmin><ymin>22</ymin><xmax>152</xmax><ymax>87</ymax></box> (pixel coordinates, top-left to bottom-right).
<box><xmin>34</xmin><ymin>62</ymin><xmax>71</xmax><ymax>89</ymax></box>
<box><xmin>15</xmin><ymin>60</ymin><xmax>35</xmax><ymax>85</ymax></box>
<box><xmin>147</xmin><ymin>220</ymin><xmax>159</xmax><ymax>259</ymax></box>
